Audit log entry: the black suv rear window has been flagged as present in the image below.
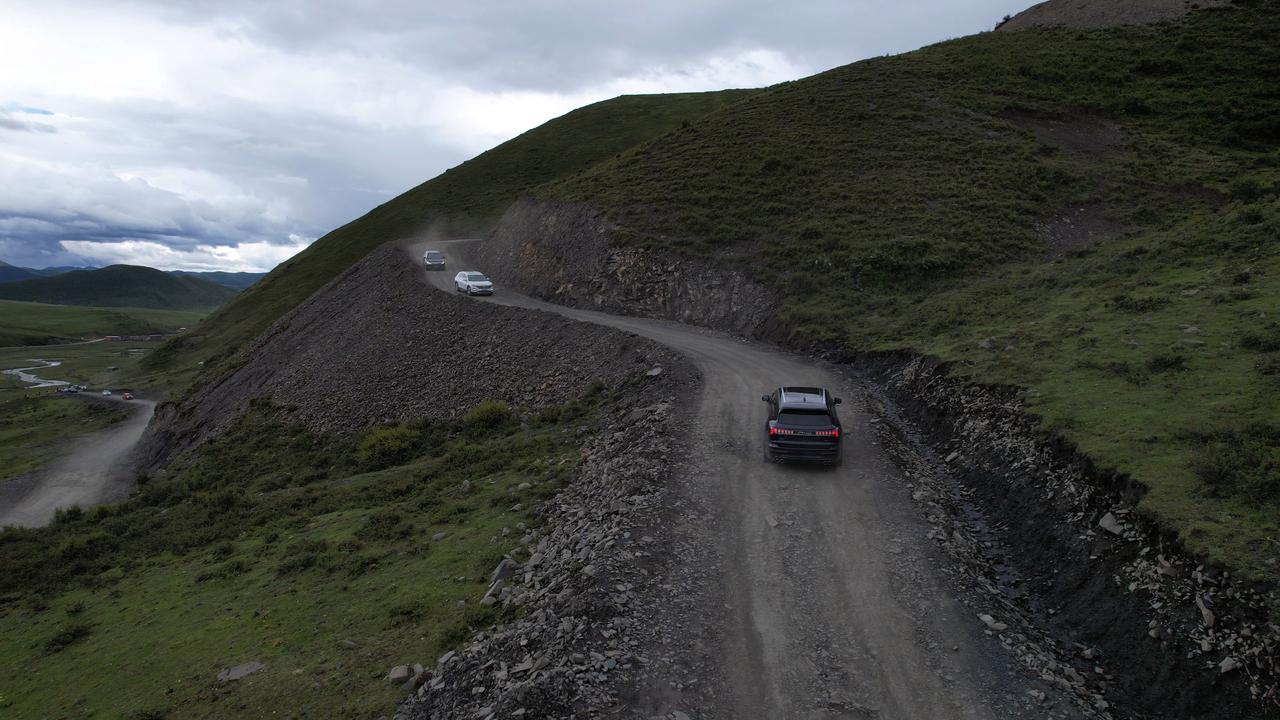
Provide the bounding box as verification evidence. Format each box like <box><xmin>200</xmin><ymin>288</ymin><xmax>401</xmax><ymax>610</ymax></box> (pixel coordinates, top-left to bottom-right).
<box><xmin>778</xmin><ymin>410</ymin><xmax>833</xmax><ymax>426</ymax></box>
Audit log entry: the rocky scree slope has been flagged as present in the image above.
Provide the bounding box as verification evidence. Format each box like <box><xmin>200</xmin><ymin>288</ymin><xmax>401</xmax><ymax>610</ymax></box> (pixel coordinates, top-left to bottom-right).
<box><xmin>137</xmin><ymin>243</ymin><xmax>685</xmax><ymax>470</ymax></box>
<box><xmin>395</xmin><ymin>376</ymin><xmax>697</xmax><ymax>719</ymax></box>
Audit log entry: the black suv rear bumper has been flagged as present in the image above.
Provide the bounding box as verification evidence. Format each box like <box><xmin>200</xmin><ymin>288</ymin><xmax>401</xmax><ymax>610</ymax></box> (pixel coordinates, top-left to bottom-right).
<box><xmin>767</xmin><ymin>439</ymin><xmax>841</xmax><ymax>463</ymax></box>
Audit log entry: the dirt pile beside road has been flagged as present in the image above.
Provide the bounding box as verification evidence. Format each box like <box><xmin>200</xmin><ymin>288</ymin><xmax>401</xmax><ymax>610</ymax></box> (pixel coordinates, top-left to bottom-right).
<box><xmin>997</xmin><ymin>0</ymin><xmax>1232</xmax><ymax>31</ymax></box>
<box><xmin>396</xmin><ymin>387</ymin><xmax>697</xmax><ymax>719</ymax></box>
<box><xmin>474</xmin><ymin>199</ymin><xmax>781</xmax><ymax>338</ymax></box>
<box><xmin>137</xmin><ymin>243</ymin><xmax>683</xmax><ymax>470</ymax></box>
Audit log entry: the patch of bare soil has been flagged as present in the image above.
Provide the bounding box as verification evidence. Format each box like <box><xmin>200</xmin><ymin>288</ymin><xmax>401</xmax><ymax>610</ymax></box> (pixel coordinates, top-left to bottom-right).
<box><xmin>1002</xmin><ymin>110</ymin><xmax>1127</xmax><ymax>157</ymax></box>
<box><xmin>1037</xmin><ymin>204</ymin><xmax>1127</xmax><ymax>258</ymax></box>
<box><xmin>997</xmin><ymin>0</ymin><xmax>1232</xmax><ymax>31</ymax></box>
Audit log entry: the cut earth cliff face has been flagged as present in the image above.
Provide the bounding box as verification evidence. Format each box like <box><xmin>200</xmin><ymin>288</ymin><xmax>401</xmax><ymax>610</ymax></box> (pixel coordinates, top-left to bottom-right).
<box><xmin>474</xmin><ymin>199</ymin><xmax>781</xmax><ymax>338</ymax></box>
<box><xmin>851</xmin><ymin>352</ymin><xmax>1278</xmax><ymax>718</ymax></box>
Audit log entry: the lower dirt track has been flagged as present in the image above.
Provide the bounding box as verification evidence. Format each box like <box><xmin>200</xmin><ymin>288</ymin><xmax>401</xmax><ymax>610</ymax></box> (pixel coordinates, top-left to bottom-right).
<box><xmin>0</xmin><ymin>396</ymin><xmax>156</xmax><ymax>528</ymax></box>
<box><xmin>410</xmin><ymin>241</ymin><xmax>1052</xmax><ymax>719</ymax></box>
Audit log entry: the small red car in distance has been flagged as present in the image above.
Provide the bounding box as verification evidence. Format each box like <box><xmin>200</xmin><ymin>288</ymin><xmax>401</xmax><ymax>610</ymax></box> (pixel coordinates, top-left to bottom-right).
<box><xmin>122</xmin><ymin>392</ymin><xmax>134</xmax><ymax>400</ymax></box>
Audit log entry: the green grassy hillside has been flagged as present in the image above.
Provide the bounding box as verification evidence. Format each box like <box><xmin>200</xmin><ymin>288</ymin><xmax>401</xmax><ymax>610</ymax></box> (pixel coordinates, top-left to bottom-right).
<box><xmin>145</xmin><ymin>91</ymin><xmax>753</xmax><ymax>380</ymax></box>
<box><xmin>0</xmin><ymin>266</ymin><xmax>235</xmax><ymax>311</ymax></box>
<box><xmin>536</xmin><ymin>4</ymin><xmax>1279</xmax><ymax>577</ymax></box>
<box><xmin>170</xmin><ymin>271</ymin><xmax>266</xmax><ymax>291</ymax></box>
<box><xmin>0</xmin><ymin>399</ymin><xmax>589</xmax><ymax>718</ymax></box>
<box><xmin>0</xmin><ymin>300</ymin><xmax>204</xmax><ymax>347</ymax></box>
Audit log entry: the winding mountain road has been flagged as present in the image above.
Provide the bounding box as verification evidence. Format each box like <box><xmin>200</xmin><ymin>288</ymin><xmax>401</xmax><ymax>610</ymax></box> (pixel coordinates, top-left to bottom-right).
<box><xmin>410</xmin><ymin>241</ymin><xmax>1037</xmax><ymax>719</ymax></box>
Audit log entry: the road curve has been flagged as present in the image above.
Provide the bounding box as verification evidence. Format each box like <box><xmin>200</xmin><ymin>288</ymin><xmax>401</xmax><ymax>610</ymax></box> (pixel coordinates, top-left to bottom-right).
<box><xmin>410</xmin><ymin>241</ymin><xmax>1022</xmax><ymax>719</ymax></box>
<box><xmin>0</xmin><ymin>397</ymin><xmax>156</xmax><ymax>528</ymax></box>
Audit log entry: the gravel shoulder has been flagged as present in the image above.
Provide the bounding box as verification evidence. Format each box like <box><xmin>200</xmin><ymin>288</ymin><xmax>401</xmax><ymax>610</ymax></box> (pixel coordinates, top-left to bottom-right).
<box><xmin>406</xmin><ymin>241</ymin><xmax>1065</xmax><ymax>718</ymax></box>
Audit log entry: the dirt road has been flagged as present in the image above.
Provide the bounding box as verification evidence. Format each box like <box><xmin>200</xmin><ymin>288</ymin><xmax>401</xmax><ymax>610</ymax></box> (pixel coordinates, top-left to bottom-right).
<box><xmin>0</xmin><ymin>396</ymin><xmax>155</xmax><ymax>528</ymax></box>
<box><xmin>410</xmin><ymin>242</ymin><xmax>1045</xmax><ymax>719</ymax></box>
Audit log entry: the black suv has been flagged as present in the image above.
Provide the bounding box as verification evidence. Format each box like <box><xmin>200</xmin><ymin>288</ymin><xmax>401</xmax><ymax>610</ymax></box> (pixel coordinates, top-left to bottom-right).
<box><xmin>761</xmin><ymin>386</ymin><xmax>843</xmax><ymax>465</ymax></box>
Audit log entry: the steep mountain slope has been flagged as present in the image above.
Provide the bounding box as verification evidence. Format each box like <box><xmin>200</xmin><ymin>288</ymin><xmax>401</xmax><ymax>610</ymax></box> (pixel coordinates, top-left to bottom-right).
<box><xmin>475</xmin><ymin>3</ymin><xmax>1280</xmax><ymax>581</ymax></box>
<box><xmin>0</xmin><ymin>265</ymin><xmax>236</xmax><ymax>311</ymax></box>
<box><xmin>143</xmin><ymin>90</ymin><xmax>752</xmax><ymax>380</ymax></box>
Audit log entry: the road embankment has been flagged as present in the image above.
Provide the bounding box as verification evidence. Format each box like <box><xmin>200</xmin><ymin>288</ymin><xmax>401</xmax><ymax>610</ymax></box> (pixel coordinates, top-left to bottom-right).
<box><xmin>852</xmin><ymin>351</ymin><xmax>1276</xmax><ymax>718</ymax></box>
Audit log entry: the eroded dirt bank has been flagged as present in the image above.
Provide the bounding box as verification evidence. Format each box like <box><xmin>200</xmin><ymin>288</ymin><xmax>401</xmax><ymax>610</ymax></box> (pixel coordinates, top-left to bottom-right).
<box><xmin>850</xmin><ymin>352</ymin><xmax>1277</xmax><ymax>718</ymax></box>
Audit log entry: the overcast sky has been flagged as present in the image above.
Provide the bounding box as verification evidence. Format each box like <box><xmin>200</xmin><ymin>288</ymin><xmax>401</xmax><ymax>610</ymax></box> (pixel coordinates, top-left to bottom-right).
<box><xmin>0</xmin><ymin>1</ymin><xmax>1019</xmax><ymax>272</ymax></box>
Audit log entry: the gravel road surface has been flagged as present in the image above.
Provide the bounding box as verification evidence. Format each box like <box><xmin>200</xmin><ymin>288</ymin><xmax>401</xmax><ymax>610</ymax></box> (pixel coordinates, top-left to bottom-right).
<box><xmin>410</xmin><ymin>241</ymin><xmax>1037</xmax><ymax>719</ymax></box>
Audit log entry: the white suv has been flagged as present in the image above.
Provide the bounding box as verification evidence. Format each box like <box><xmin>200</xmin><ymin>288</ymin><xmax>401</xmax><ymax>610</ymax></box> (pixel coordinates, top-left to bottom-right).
<box><xmin>454</xmin><ymin>271</ymin><xmax>494</xmax><ymax>295</ymax></box>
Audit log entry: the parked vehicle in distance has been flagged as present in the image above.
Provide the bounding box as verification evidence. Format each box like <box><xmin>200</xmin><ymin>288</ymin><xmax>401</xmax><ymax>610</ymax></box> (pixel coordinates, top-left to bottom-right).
<box><xmin>454</xmin><ymin>271</ymin><xmax>494</xmax><ymax>295</ymax></box>
<box><xmin>101</xmin><ymin>390</ymin><xmax>112</xmax><ymax>396</ymax></box>
<box><xmin>423</xmin><ymin>249</ymin><xmax>446</xmax><ymax>270</ymax></box>
<box><xmin>761</xmin><ymin>386</ymin><xmax>843</xmax><ymax>465</ymax></box>
<box><xmin>122</xmin><ymin>392</ymin><xmax>134</xmax><ymax>400</ymax></box>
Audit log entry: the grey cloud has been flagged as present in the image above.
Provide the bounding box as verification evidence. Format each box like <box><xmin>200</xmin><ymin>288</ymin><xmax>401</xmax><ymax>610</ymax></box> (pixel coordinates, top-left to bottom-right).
<box><xmin>145</xmin><ymin>0</ymin><xmax>1020</xmax><ymax>92</ymax></box>
<box><xmin>4</xmin><ymin>0</ymin><xmax>1022</xmax><ymax>271</ymax></box>
<box><xmin>0</xmin><ymin>111</ymin><xmax>57</xmax><ymax>133</ymax></box>
<box><xmin>0</xmin><ymin>92</ymin><xmax>468</xmax><ymax>268</ymax></box>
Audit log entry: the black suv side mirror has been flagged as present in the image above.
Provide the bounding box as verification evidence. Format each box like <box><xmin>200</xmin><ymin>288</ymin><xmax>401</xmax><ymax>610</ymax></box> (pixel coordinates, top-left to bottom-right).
<box><xmin>760</xmin><ymin>394</ymin><xmax>771</xmax><ymax>403</ymax></box>
<box><xmin>834</xmin><ymin>397</ymin><xmax>843</xmax><ymax>404</ymax></box>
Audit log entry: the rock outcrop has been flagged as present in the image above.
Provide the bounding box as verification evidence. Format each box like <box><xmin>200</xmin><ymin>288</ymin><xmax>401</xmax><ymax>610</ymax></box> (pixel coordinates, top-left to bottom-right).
<box><xmin>473</xmin><ymin>199</ymin><xmax>780</xmax><ymax>338</ymax></box>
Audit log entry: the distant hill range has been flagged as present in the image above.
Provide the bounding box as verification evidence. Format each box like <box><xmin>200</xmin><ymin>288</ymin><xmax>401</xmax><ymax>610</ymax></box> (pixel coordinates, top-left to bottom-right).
<box><xmin>0</xmin><ymin>265</ymin><xmax>239</xmax><ymax>310</ymax></box>
<box><xmin>168</xmin><ymin>270</ymin><xmax>266</xmax><ymax>291</ymax></box>
<box><xmin>0</xmin><ymin>260</ymin><xmax>264</xmax><ymax>292</ymax></box>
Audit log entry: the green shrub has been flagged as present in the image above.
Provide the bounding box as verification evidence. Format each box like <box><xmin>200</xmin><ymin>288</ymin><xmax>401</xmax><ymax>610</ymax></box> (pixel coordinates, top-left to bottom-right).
<box><xmin>44</xmin><ymin>622</ymin><xmax>92</xmax><ymax>654</ymax></box>
<box><xmin>1190</xmin><ymin>425</ymin><xmax>1280</xmax><ymax>501</ymax></box>
<box><xmin>462</xmin><ymin>400</ymin><xmax>511</xmax><ymax>431</ymax></box>
<box><xmin>1240</xmin><ymin>326</ymin><xmax>1280</xmax><ymax>353</ymax></box>
<box><xmin>356</xmin><ymin>511</ymin><xmax>413</xmax><ymax>541</ymax></box>
<box><xmin>1109</xmin><ymin>294</ymin><xmax>1170</xmax><ymax>313</ymax></box>
<box><xmin>1146</xmin><ymin>354</ymin><xmax>1188</xmax><ymax>373</ymax></box>
<box><xmin>57</xmin><ymin>532</ymin><xmax>118</xmax><ymax>562</ymax></box>
<box><xmin>357</xmin><ymin>425</ymin><xmax>422</xmax><ymax>469</ymax></box>
<box><xmin>52</xmin><ymin>506</ymin><xmax>83</xmax><ymax>525</ymax></box>
<box><xmin>276</xmin><ymin>539</ymin><xmax>330</xmax><ymax>575</ymax></box>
